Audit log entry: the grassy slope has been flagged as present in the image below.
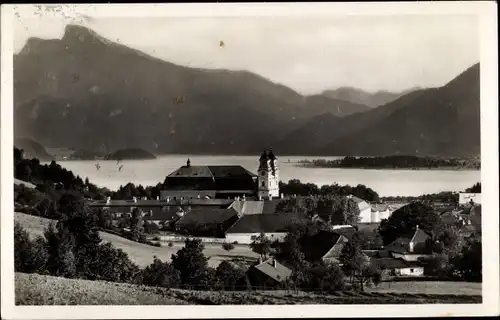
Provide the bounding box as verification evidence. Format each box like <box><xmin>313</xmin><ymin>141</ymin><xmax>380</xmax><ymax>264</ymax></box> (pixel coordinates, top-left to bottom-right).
<box><xmin>15</xmin><ymin>272</ymin><xmax>187</xmax><ymax>305</ymax></box>
<box><xmin>14</xmin><ymin>212</ymin><xmax>258</xmax><ymax>268</ymax></box>
<box><xmin>16</xmin><ymin>273</ymin><xmax>482</xmax><ymax>305</ymax></box>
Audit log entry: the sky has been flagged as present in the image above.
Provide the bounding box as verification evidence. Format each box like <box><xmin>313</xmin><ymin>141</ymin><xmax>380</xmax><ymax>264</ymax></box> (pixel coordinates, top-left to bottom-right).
<box><xmin>13</xmin><ymin>14</ymin><xmax>479</xmax><ymax>95</ymax></box>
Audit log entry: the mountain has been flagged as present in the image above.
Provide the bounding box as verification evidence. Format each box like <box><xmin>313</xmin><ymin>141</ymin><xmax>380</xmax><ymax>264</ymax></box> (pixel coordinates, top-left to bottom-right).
<box><xmin>278</xmin><ymin>63</ymin><xmax>480</xmax><ymax>157</ymax></box>
<box><xmin>14</xmin><ymin>138</ymin><xmax>53</xmax><ymax>161</ymax></box>
<box><xmin>14</xmin><ymin>24</ymin><xmax>370</xmax><ymax>155</ymax></box>
<box><xmin>321</xmin><ymin>87</ymin><xmax>421</xmax><ymax>108</ymax></box>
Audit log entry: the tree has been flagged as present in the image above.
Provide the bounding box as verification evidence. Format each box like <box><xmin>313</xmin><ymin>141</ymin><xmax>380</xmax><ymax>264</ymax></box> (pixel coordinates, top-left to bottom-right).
<box><xmin>171</xmin><ymin>238</ymin><xmax>210</xmax><ymax>288</ymax></box>
<box><xmin>14</xmin><ymin>223</ymin><xmax>48</xmax><ymax>274</ymax></box>
<box><xmin>339</xmin><ymin>232</ymin><xmax>380</xmax><ymax>291</ymax></box>
<box><xmin>378</xmin><ymin>201</ymin><xmax>444</xmax><ymax>245</ymax></box>
<box><xmin>452</xmin><ymin>238</ymin><xmax>482</xmax><ymax>282</ymax></box>
<box><xmin>465</xmin><ymin>182</ymin><xmax>481</xmax><ymax>193</ymax></box>
<box><xmin>141</xmin><ymin>256</ymin><xmax>181</xmax><ymax>288</ymax></box>
<box><xmin>215</xmin><ymin>261</ymin><xmax>245</xmax><ymax>290</ymax></box>
<box><xmin>290</xmin><ymin>262</ymin><xmax>345</xmax><ymax>292</ymax></box>
<box><xmin>129</xmin><ymin>208</ymin><xmax>144</xmax><ymax>241</ymax></box>
<box><xmin>222</xmin><ymin>243</ymin><xmax>235</xmax><ymax>252</ymax></box>
<box><xmin>249</xmin><ymin>233</ymin><xmax>272</xmax><ymax>260</ymax></box>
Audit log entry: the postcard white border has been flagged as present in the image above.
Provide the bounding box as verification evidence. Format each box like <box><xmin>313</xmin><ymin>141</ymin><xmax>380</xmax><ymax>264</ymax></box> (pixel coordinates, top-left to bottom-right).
<box><xmin>1</xmin><ymin>2</ymin><xmax>499</xmax><ymax>319</ymax></box>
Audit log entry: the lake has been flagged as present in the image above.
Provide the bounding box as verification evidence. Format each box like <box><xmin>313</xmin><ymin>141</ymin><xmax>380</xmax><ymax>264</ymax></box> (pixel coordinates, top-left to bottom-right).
<box><xmin>52</xmin><ymin>155</ymin><xmax>481</xmax><ymax>197</ymax></box>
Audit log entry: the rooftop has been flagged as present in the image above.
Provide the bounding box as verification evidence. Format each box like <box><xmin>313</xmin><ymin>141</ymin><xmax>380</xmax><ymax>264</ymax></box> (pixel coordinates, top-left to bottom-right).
<box><xmin>175</xmin><ymin>207</ymin><xmax>239</xmax><ymax>225</ymax></box>
<box><xmin>226</xmin><ymin>212</ymin><xmax>307</xmax><ymax>234</ymax></box>
<box><xmin>252</xmin><ymin>258</ymin><xmax>291</xmax><ymax>283</ymax></box>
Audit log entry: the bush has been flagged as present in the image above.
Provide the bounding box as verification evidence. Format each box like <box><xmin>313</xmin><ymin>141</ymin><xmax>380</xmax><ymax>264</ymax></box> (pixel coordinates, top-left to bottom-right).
<box><xmin>168</xmin><ymin>242</ymin><xmax>174</xmax><ymax>247</ymax></box>
<box><xmin>152</xmin><ymin>242</ymin><xmax>162</xmax><ymax>247</ymax></box>
<box><xmin>141</xmin><ymin>257</ymin><xmax>181</xmax><ymax>288</ymax></box>
<box><xmin>222</xmin><ymin>243</ymin><xmax>235</xmax><ymax>251</ymax></box>
<box><xmin>232</xmin><ymin>241</ymin><xmax>238</xmax><ymax>245</ymax></box>
<box><xmin>152</xmin><ymin>236</ymin><xmax>160</xmax><ymax>241</ymax></box>
<box><xmin>14</xmin><ymin>223</ymin><xmax>48</xmax><ymax>274</ymax></box>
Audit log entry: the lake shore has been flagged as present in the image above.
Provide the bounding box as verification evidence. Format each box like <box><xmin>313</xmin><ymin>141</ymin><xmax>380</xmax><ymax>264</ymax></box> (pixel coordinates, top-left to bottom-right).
<box><xmin>295</xmin><ymin>164</ymin><xmax>480</xmax><ymax>171</ymax></box>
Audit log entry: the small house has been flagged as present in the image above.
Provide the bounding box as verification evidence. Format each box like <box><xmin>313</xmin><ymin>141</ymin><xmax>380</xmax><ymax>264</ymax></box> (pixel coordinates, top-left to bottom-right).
<box><xmin>246</xmin><ymin>258</ymin><xmax>292</xmax><ymax>290</ymax></box>
<box><xmin>384</xmin><ymin>226</ymin><xmax>433</xmax><ymax>262</ymax></box>
<box><xmin>347</xmin><ymin>195</ymin><xmax>372</xmax><ymax>223</ymax></box>
<box><xmin>372</xmin><ymin>258</ymin><xmax>424</xmax><ymax>278</ymax></box>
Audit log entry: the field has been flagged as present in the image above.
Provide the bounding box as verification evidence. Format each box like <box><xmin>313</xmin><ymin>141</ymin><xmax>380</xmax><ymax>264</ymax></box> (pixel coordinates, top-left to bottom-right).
<box><xmin>367</xmin><ymin>281</ymin><xmax>482</xmax><ymax>296</ymax></box>
<box><xmin>15</xmin><ymin>273</ymin><xmax>482</xmax><ymax>305</ymax></box>
<box><xmin>14</xmin><ymin>212</ymin><xmax>258</xmax><ymax>268</ymax></box>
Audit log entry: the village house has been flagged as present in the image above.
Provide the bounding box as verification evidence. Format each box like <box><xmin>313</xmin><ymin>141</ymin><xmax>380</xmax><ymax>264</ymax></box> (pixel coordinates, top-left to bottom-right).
<box><xmin>384</xmin><ymin>225</ymin><xmax>433</xmax><ymax>262</ymax></box>
<box><xmin>372</xmin><ymin>256</ymin><xmax>424</xmax><ymax>278</ymax></box>
<box><xmin>347</xmin><ymin>195</ymin><xmax>373</xmax><ymax>223</ymax></box>
<box><xmin>245</xmin><ymin>258</ymin><xmax>292</xmax><ymax>290</ymax></box>
<box><xmin>370</xmin><ymin>204</ymin><xmax>391</xmax><ymax>222</ymax></box>
<box><xmin>224</xmin><ymin>212</ymin><xmax>308</xmax><ymax>244</ymax></box>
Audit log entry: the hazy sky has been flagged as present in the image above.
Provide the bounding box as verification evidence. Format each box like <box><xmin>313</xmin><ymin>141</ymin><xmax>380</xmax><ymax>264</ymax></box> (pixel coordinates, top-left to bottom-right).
<box><xmin>14</xmin><ymin>15</ymin><xmax>479</xmax><ymax>95</ymax></box>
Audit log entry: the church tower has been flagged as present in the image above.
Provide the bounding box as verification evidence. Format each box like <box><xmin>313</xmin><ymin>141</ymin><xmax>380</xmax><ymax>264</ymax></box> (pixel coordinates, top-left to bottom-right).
<box><xmin>257</xmin><ymin>150</ymin><xmax>280</xmax><ymax>199</ymax></box>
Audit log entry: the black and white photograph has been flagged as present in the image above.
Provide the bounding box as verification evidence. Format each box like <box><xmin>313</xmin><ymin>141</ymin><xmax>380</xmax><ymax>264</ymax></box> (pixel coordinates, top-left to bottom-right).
<box><xmin>1</xmin><ymin>2</ymin><xmax>498</xmax><ymax>319</ymax></box>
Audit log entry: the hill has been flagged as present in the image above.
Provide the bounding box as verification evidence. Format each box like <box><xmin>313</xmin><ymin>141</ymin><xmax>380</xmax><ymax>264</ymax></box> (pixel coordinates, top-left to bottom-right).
<box><xmin>14</xmin><ymin>24</ymin><xmax>369</xmax><ymax>155</ymax></box>
<box><xmin>14</xmin><ymin>138</ymin><xmax>53</xmax><ymax>161</ymax></box>
<box><xmin>321</xmin><ymin>87</ymin><xmax>421</xmax><ymax>108</ymax></box>
<box><xmin>105</xmin><ymin>148</ymin><xmax>156</xmax><ymax>160</ymax></box>
<box><xmin>14</xmin><ymin>211</ymin><xmax>258</xmax><ymax>268</ymax></box>
<box><xmin>278</xmin><ymin>63</ymin><xmax>480</xmax><ymax>157</ymax></box>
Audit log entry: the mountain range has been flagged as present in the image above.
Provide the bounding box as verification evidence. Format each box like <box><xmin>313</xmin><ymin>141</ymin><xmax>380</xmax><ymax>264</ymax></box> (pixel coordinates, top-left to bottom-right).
<box><xmin>14</xmin><ymin>24</ymin><xmax>480</xmax><ymax>157</ymax></box>
<box><xmin>321</xmin><ymin>87</ymin><xmax>422</xmax><ymax>108</ymax></box>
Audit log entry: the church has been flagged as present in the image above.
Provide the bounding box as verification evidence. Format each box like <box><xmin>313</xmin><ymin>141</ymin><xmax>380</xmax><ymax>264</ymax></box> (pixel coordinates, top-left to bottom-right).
<box><xmin>161</xmin><ymin>150</ymin><xmax>280</xmax><ymax>200</ymax></box>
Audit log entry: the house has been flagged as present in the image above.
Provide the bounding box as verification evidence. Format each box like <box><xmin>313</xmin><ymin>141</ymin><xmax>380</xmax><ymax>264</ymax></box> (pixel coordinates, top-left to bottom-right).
<box><xmin>384</xmin><ymin>226</ymin><xmax>433</xmax><ymax>261</ymax></box>
<box><xmin>370</xmin><ymin>204</ymin><xmax>391</xmax><ymax>222</ymax></box>
<box><xmin>299</xmin><ymin>230</ymin><xmax>350</xmax><ymax>264</ymax></box>
<box><xmin>246</xmin><ymin>258</ymin><xmax>292</xmax><ymax>289</ymax></box>
<box><xmin>174</xmin><ymin>207</ymin><xmax>240</xmax><ymax>237</ymax></box>
<box><xmin>142</xmin><ymin>206</ymin><xmax>185</xmax><ymax>227</ymax></box>
<box><xmin>162</xmin><ymin>150</ymin><xmax>280</xmax><ymax>200</ymax></box>
<box><xmin>371</xmin><ymin>258</ymin><xmax>424</xmax><ymax>278</ymax></box>
<box><xmin>459</xmin><ymin>192</ymin><xmax>481</xmax><ymax>205</ymax></box>
<box><xmin>347</xmin><ymin>195</ymin><xmax>372</xmax><ymax>223</ymax></box>
<box><xmin>225</xmin><ymin>212</ymin><xmax>308</xmax><ymax>244</ymax></box>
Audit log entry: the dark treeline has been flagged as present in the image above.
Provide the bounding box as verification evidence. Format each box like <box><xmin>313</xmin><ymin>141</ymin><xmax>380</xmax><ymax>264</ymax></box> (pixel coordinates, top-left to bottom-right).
<box><xmin>298</xmin><ymin>155</ymin><xmax>481</xmax><ymax>170</ymax></box>
<box><xmin>279</xmin><ymin>179</ymin><xmax>380</xmax><ymax>202</ymax></box>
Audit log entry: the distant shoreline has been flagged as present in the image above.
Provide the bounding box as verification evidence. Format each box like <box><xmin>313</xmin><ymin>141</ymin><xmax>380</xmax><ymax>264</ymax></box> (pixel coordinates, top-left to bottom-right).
<box><xmin>295</xmin><ymin>164</ymin><xmax>480</xmax><ymax>171</ymax></box>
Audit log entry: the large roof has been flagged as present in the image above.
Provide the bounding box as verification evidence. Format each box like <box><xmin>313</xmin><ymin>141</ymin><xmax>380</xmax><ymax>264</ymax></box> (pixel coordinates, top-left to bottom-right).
<box><xmin>175</xmin><ymin>207</ymin><xmax>239</xmax><ymax>225</ymax></box>
<box><xmin>167</xmin><ymin>165</ymin><xmax>257</xmax><ymax>179</ymax></box>
<box><xmin>226</xmin><ymin>212</ymin><xmax>307</xmax><ymax>234</ymax></box>
<box><xmin>229</xmin><ymin>199</ymin><xmax>281</xmax><ymax>215</ymax></box>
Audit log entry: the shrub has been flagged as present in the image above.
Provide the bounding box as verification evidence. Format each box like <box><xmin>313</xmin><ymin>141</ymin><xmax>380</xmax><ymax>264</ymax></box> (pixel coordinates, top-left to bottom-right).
<box><xmin>152</xmin><ymin>236</ymin><xmax>160</xmax><ymax>241</ymax></box>
<box><xmin>141</xmin><ymin>257</ymin><xmax>181</xmax><ymax>288</ymax></box>
<box><xmin>152</xmin><ymin>242</ymin><xmax>162</xmax><ymax>247</ymax></box>
<box><xmin>14</xmin><ymin>223</ymin><xmax>48</xmax><ymax>274</ymax></box>
<box><xmin>168</xmin><ymin>242</ymin><xmax>174</xmax><ymax>247</ymax></box>
<box><xmin>222</xmin><ymin>243</ymin><xmax>235</xmax><ymax>251</ymax></box>
<box><xmin>232</xmin><ymin>241</ymin><xmax>238</xmax><ymax>245</ymax></box>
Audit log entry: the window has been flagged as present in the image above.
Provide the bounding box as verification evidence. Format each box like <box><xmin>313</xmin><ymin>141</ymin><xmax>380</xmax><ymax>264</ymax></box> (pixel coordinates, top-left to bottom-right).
<box><xmin>410</xmin><ymin>268</ymin><xmax>414</xmax><ymax>272</ymax></box>
<box><xmin>261</xmin><ymin>171</ymin><xmax>265</xmax><ymax>175</ymax></box>
<box><xmin>261</xmin><ymin>181</ymin><xmax>265</xmax><ymax>187</ymax></box>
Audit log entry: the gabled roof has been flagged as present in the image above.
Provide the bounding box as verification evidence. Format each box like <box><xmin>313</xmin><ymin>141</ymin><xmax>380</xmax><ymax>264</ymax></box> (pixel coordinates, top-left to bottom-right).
<box><xmin>229</xmin><ymin>199</ymin><xmax>281</xmax><ymax>215</ymax></box>
<box><xmin>226</xmin><ymin>212</ymin><xmax>307</xmax><ymax>234</ymax></box>
<box><xmin>175</xmin><ymin>207</ymin><xmax>239</xmax><ymax>225</ymax></box>
<box><xmin>299</xmin><ymin>230</ymin><xmax>348</xmax><ymax>262</ymax></box>
<box><xmin>385</xmin><ymin>227</ymin><xmax>431</xmax><ymax>254</ymax></box>
<box><xmin>252</xmin><ymin>258</ymin><xmax>291</xmax><ymax>282</ymax></box>
<box><xmin>410</xmin><ymin>227</ymin><xmax>430</xmax><ymax>245</ymax></box>
<box><xmin>384</xmin><ymin>237</ymin><xmax>412</xmax><ymax>254</ymax></box>
<box><xmin>167</xmin><ymin>165</ymin><xmax>257</xmax><ymax>179</ymax></box>
<box><xmin>371</xmin><ymin>258</ymin><xmax>423</xmax><ymax>269</ymax></box>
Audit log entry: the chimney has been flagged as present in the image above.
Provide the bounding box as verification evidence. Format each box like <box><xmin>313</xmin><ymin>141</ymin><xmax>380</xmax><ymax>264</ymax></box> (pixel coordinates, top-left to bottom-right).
<box><xmin>166</xmin><ymin>196</ymin><xmax>170</xmax><ymax>203</ymax></box>
<box><xmin>156</xmin><ymin>196</ymin><xmax>159</xmax><ymax>200</ymax></box>
<box><xmin>273</xmin><ymin>259</ymin><xmax>277</xmax><ymax>268</ymax></box>
<box><xmin>258</xmin><ymin>257</ymin><xmax>262</xmax><ymax>264</ymax></box>
<box><xmin>133</xmin><ymin>196</ymin><xmax>137</xmax><ymax>203</ymax></box>
<box><xmin>197</xmin><ymin>194</ymin><xmax>200</xmax><ymax>199</ymax></box>
<box><xmin>106</xmin><ymin>196</ymin><xmax>111</xmax><ymax>205</ymax></box>
<box><xmin>280</xmin><ymin>193</ymin><xmax>284</xmax><ymax>199</ymax></box>
<box><xmin>242</xmin><ymin>194</ymin><xmax>246</xmax><ymax>201</ymax></box>
<box><xmin>409</xmin><ymin>241</ymin><xmax>414</xmax><ymax>253</ymax></box>
<box><xmin>258</xmin><ymin>194</ymin><xmax>262</xmax><ymax>201</ymax></box>
<box><xmin>416</xmin><ymin>225</ymin><xmax>419</xmax><ymax>230</ymax></box>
